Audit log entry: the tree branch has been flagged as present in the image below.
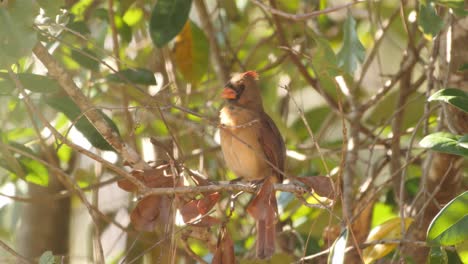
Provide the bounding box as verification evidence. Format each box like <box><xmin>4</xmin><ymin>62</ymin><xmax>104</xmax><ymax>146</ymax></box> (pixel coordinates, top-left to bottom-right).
<box><xmin>142</xmin><ymin>181</ymin><xmax>309</xmax><ymax>197</ymax></box>
<box><xmin>252</xmin><ymin>0</ymin><xmax>364</xmax><ymax>21</ymax></box>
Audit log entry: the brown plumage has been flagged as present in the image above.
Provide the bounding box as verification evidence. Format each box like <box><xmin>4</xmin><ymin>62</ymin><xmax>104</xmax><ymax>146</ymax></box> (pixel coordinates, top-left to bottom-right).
<box><xmin>219</xmin><ymin>71</ymin><xmax>286</xmax><ymax>259</ymax></box>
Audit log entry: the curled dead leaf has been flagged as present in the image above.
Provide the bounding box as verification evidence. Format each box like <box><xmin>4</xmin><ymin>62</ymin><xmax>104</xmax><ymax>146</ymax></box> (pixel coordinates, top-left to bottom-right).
<box><xmin>117</xmin><ymin>163</ymin><xmax>175</xmax><ymax>192</ymax></box>
<box><xmin>180</xmin><ymin>193</ymin><xmax>221</xmax><ymax>227</ymax></box>
<box><xmin>130</xmin><ymin>195</ymin><xmax>161</xmax><ymax>231</ymax></box>
<box><xmin>212</xmin><ymin>227</ymin><xmax>235</xmax><ymax>264</ymax></box>
<box><xmin>293</xmin><ymin>175</ymin><xmax>336</xmax><ymax>199</ymax></box>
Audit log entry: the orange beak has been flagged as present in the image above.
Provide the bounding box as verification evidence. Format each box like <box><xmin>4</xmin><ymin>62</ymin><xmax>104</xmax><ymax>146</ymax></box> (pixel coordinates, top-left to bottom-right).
<box><xmin>221</xmin><ymin>87</ymin><xmax>237</xmax><ymax>99</ymax></box>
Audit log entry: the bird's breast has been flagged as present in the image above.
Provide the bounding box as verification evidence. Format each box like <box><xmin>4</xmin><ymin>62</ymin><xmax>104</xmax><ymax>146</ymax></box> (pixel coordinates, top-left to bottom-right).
<box><xmin>219</xmin><ymin>106</ymin><xmax>269</xmax><ymax>181</ymax></box>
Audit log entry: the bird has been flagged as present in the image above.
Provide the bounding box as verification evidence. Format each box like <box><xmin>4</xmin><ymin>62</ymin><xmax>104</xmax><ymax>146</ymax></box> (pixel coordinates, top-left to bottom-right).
<box><xmin>219</xmin><ymin>71</ymin><xmax>286</xmax><ymax>259</ymax></box>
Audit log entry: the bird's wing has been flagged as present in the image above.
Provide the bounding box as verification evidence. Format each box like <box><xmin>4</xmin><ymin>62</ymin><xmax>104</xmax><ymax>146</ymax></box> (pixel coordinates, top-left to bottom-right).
<box><xmin>258</xmin><ymin>112</ymin><xmax>286</xmax><ymax>182</ymax></box>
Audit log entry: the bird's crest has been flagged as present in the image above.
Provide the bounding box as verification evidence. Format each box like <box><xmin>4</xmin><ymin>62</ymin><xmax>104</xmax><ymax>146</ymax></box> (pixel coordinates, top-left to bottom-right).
<box><xmin>242</xmin><ymin>71</ymin><xmax>259</xmax><ymax>80</ymax></box>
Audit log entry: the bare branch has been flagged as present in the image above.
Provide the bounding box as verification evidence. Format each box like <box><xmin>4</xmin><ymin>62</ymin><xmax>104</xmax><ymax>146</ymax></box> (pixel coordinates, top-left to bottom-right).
<box><xmin>252</xmin><ymin>0</ymin><xmax>365</xmax><ymax>21</ymax></box>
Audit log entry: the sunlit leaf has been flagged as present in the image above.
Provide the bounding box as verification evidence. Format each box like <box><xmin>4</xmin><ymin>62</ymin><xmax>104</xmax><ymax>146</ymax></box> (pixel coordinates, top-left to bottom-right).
<box><xmin>22</xmin><ymin>158</ymin><xmax>49</xmax><ymax>186</ymax></box>
<box><xmin>337</xmin><ymin>14</ymin><xmax>366</xmax><ymax>74</ymax></box>
<box><xmin>459</xmin><ymin>135</ymin><xmax>468</xmax><ymax>149</ymax></box>
<box><xmin>363</xmin><ymin>217</ymin><xmax>414</xmax><ymax>264</ymax></box>
<box><xmin>172</xmin><ymin>21</ymin><xmax>209</xmax><ymax>84</ymax></box>
<box><xmin>43</xmin><ymin>95</ymin><xmax>119</xmax><ymax>151</ymax></box>
<box><xmin>106</xmin><ymin>68</ymin><xmax>156</xmax><ymax>85</ymax></box>
<box><xmin>150</xmin><ymin>0</ymin><xmax>192</xmax><ymax>47</ymax></box>
<box><xmin>427</xmin><ymin>191</ymin><xmax>468</xmax><ymax>246</ymax></box>
<box><xmin>429</xmin><ymin>88</ymin><xmax>468</xmax><ymax>113</ymax></box>
<box><xmin>420</xmin><ymin>132</ymin><xmax>468</xmax><ymax>157</ymax></box>
<box><xmin>114</xmin><ymin>15</ymin><xmax>132</xmax><ymax>43</ymax></box>
<box><xmin>123</xmin><ymin>7</ymin><xmax>143</xmax><ymax>26</ymax></box>
<box><xmin>371</xmin><ymin>202</ymin><xmax>398</xmax><ymax>228</ymax></box>
<box><xmin>70</xmin><ymin>0</ymin><xmax>93</xmax><ymax>19</ymax></box>
<box><xmin>456</xmin><ymin>240</ymin><xmax>468</xmax><ymax>263</ymax></box>
<box><xmin>328</xmin><ymin>229</ymin><xmax>348</xmax><ymax>264</ymax></box>
<box><xmin>0</xmin><ymin>0</ymin><xmax>39</xmax><ymax>68</ymax></box>
<box><xmin>418</xmin><ymin>2</ymin><xmax>444</xmax><ymax>38</ymax></box>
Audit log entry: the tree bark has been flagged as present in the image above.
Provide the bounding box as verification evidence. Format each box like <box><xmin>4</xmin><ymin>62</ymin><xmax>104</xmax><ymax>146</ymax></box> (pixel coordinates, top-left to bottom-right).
<box><xmin>17</xmin><ymin>178</ymin><xmax>70</xmax><ymax>260</ymax></box>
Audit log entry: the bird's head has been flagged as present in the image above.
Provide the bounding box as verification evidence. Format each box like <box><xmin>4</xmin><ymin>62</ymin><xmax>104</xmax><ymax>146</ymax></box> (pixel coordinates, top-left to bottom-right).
<box><xmin>221</xmin><ymin>71</ymin><xmax>263</xmax><ymax>111</ymax></box>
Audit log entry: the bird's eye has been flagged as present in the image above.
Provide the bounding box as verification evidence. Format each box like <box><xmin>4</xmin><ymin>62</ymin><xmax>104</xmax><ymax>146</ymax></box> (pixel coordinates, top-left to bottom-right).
<box><xmin>238</xmin><ymin>84</ymin><xmax>245</xmax><ymax>94</ymax></box>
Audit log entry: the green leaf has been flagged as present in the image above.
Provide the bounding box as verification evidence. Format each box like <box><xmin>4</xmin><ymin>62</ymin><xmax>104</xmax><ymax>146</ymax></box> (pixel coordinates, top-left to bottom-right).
<box><xmin>70</xmin><ymin>48</ymin><xmax>100</xmax><ymax>71</ymax></box>
<box><xmin>0</xmin><ymin>78</ymin><xmax>15</xmax><ymax>95</ymax></box>
<box><xmin>43</xmin><ymin>95</ymin><xmax>119</xmax><ymax>151</ymax></box>
<box><xmin>106</xmin><ymin>68</ymin><xmax>157</xmax><ymax>85</ymax></box>
<box><xmin>39</xmin><ymin>251</ymin><xmax>55</xmax><ymax>264</ymax></box>
<box><xmin>290</xmin><ymin>106</ymin><xmax>330</xmax><ymax>141</ymax></box>
<box><xmin>456</xmin><ymin>240</ymin><xmax>468</xmax><ymax>263</ymax></box>
<box><xmin>149</xmin><ymin>0</ymin><xmax>192</xmax><ymax>47</ymax></box>
<box><xmin>420</xmin><ymin>132</ymin><xmax>468</xmax><ymax>157</ymax></box>
<box><xmin>114</xmin><ymin>15</ymin><xmax>132</xmax><ymax>44</ymax></box>
<box><xmin>427</xmin><ymin>191</ymin><xmax>468</xmax><ymax>246</ymax></box>
<box><xmin>0</xmin><ymin>0</ymin><xmax>39</xmax><ymax>69</ymax></box>
<box><xmin>0</xmin><ymin>73</ymin><xmax>60</xmax><ymax>94</ymax></box>
<box><xmin>67</xmin><ymin>21</ymin><xmax>91</xmax><ymax>35</ymax></box>
<box><xmin>459</xmin><ymin>135</ymin><xmax>468</xmax><ymax>149</ymax></box>
<box><xmin>37</xmin><ymin>0</ymin><xmax>63</xmax><ymax>16</ymax></box>
<box><xmin>123</xmin><ymin>7</ymin><xmax>144</xmax><ymax>27</ymax></box>
<box><xmin>458</xmin><ymin>63</ymin><xmax>468</xmax><ymax>72</ymax></box>
<box><xmin>418</xmin><ymin>2</ymin><xmax>444</xmax><ymax>38</ymax></box>
<box><xmin>23</xmin><ymin>158</ymin><xmax>49</xmax><ymax>186</ymax></box>
<box><xmin>18</xmin><ymin>73</ymin><xmax>61</xmax><ymax>93</ymax></box>
<box><xmin>311</xmin><ymin>36</ymin><xmax>350</xmax><ymax>97</ymax></box>
<box><xmin>371</xmin><ymin>202</ymin><xmax>398</xmax><ymax>228</ymax></box>
<box><xmin>337</xmin><ymin>14</ymin><xmax>366</xmax><ymax>75</ymax></box>
<box><xmin>366</xmin><ymin>91</ymin><xmax>426</xmax><ymax>131</ymax></box>
<box><xmin>328</xmin><ymin>229</ymin><xmax>348</xmax><ymax>264</ymax></box>
<box><xmin>434</xmin><ymin>0</ymin><xmax>468</xmax><ymax>16</ymax></box>
<box><xmin>429</xmin><ymin>88</ymin><xmax>468</xmax><ymax>113</ymax></box>
<box><xmin>428</xmin><ymin>247</ymin><xmax>448</xmax><ymax>264</ymax></box>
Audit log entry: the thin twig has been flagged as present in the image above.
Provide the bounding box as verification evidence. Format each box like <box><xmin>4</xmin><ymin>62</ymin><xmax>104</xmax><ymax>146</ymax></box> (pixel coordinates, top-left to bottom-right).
<box><xmin>252</xmin><ymin>0</ymin><xmax>365</xmax><ymax>21</ymax></box>
<box><xmin>0</xmin><ymin>239</ymin><xmax>33</xmax><ymax>264</ymax></box>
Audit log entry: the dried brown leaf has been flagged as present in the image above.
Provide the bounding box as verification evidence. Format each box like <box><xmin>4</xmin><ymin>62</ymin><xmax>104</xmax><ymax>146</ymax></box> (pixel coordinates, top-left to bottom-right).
<box><xmin>130</xmin><ymin>195</ymin><xmax>161</xmax><ymax>231</ymax></box>
<box><xmin>117</xmin><ymin>164</ymin><xmax>175</xmax><ymax>192</ymax></box>
<box><xmin>293</xmin><ymin>175</ymin><xmax>336</xmax><ymax>199</ymax></box>
<box><xmin>212</xmin><ymin>227</ymin><xmax>235</xmax><ymax>264</ymax></box>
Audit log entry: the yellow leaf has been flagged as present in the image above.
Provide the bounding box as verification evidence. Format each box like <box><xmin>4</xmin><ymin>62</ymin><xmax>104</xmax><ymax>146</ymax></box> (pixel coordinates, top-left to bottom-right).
<box><xmin>363</xmin><ymin>217</ymin><xmax>414</xmax><ymax>264</ymax></box>
<box><xmin>172</xmin><ymin>21</ymin><xmax>209</xmax><ymax>84</ymax></box>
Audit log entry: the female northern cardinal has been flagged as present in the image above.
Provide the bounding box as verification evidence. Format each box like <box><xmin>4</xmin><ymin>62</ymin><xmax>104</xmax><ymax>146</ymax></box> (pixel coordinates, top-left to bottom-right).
<box><xmin>219</xmin><ymin>71</ymin><xmax>286</xmax><ymax>259</ymax></box>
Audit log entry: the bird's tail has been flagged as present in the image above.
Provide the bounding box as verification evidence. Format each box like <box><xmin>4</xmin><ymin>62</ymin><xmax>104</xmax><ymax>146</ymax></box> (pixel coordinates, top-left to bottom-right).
<box><xmin>247</xmin><ymin>177</ymin><xmax>278</xmax><ymax>259</ymax></box>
